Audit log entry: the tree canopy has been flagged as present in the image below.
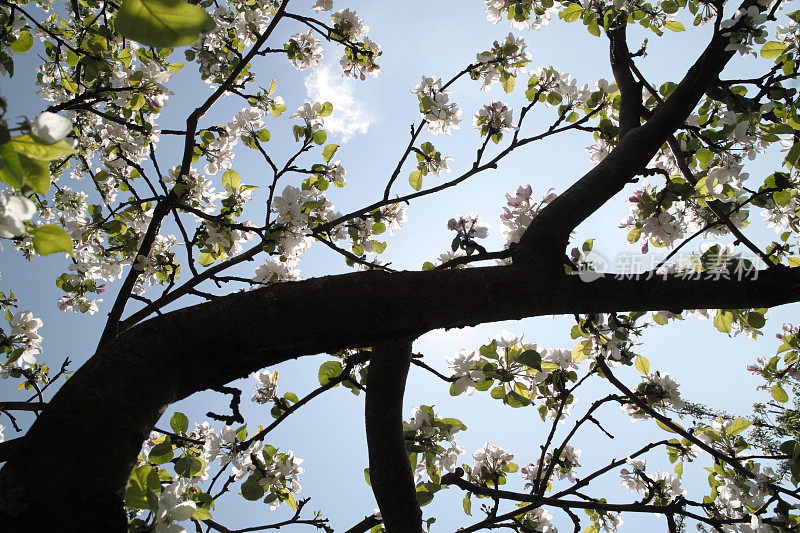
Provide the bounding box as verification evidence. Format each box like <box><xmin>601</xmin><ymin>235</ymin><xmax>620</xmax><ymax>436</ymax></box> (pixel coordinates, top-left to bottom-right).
<box><xmin>1</xmin><ymin>0</ymin><xmax>800</xmax><ymax>531</ymax></box>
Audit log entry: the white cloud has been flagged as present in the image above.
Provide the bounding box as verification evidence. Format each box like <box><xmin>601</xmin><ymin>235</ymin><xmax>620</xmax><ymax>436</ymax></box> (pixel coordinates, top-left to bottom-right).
<box><xmin>303</xmin><ymin>63</ymin><xmax>375</xmax><ymax>143</ymax></box>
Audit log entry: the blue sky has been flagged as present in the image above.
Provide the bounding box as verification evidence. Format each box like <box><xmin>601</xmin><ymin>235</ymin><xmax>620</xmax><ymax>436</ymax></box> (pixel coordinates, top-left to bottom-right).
<box><xmin>2</xmin><ymin>0</ymin><xmax>799</xmax><ymax>531</ymax></box>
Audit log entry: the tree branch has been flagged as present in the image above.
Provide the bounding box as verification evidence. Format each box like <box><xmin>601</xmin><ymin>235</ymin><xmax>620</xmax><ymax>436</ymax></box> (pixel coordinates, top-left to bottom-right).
<box><xmin>365</xmin><ymin>337</ymin><xmax>423</xmax><ymax>533</ymax></box>
<box><xmin>515</xmin><ymin>0</ymin><xmax>758</xmax><ymax>266</ymax></box>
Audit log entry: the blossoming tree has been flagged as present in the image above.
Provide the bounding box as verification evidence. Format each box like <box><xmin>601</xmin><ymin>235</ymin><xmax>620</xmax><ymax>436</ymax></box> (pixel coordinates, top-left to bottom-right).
<box><xmin>1</xmin><ymin>0</ymin><xmax>800</xmax><ymax>531</ymax></box>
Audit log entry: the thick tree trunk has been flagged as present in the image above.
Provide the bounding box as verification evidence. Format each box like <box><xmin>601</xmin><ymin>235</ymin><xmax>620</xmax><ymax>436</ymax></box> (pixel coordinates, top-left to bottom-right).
<box><xmin>366</xmin><ymin>338</ymin><xmax>423</xmax><ymax>533</ymax></box>
<box><xmin>1</xmin><ymin>264</ymin><xmax>800</xmax><ymax>528</ymax></box>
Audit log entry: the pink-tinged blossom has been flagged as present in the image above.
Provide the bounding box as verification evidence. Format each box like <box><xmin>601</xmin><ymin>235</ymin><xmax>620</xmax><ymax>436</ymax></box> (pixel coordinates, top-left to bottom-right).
<box><xmin>473</xmin><ymin>101</ymin><xmax>517</xmax><ymax>136</ymax></box>
<box><xmin>500</xmin><ymin>185</ymin><xmax>557</xmax><ymax>246</ymax></box>
<box><xmin>474</xmin><ymin>33</ymin><xmax>531</xmax><ymax>91</ymax></box>
<box><xmin>619</xmin><ymin>457</ymin><xmax>647</xmax><ymax>493</ymax></box>
<box><xmin>285</xmin><ymin>31</ymin><xmax>323</xmax><ymax>70</ymax></box>
<box><xmin>586</xmin><ymin>138</ymin><xmax>611</xmax><ymax>164</ymax></box>
<box><xmin>341</xmin><ymin>36</ymin><xmax>382</xmax><ymax>80</ymax></box>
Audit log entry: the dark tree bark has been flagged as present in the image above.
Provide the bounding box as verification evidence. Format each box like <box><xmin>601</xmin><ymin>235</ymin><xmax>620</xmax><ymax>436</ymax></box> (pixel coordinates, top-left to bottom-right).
<box><xmin>366</xmin><ymin>338</ymin><xmax>423</xmax><ymax>532</ymax></box>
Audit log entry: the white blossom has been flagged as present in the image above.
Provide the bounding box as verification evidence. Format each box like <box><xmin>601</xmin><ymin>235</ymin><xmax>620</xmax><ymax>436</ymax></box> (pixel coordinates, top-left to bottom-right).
<box><xmin>31</xmin><ymin>111</ymin><xmax>72</xmax><ymax>144</ymax></box>
<box><xmin>0</xmin><ymin>194</ymin><xmax>35</xmax><ymax>238</ymax></box>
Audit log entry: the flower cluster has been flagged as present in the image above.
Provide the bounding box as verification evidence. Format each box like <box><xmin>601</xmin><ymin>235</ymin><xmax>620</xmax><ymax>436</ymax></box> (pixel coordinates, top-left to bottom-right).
<box><xmin>620</xmin><ymin>371</ymin><xmax>685</xmax><ymax>421</ymax></box>
<box><xmin>192</xmin><ymin>2</ymin><xmax>274</xmax><ymax>84</ymax></box>
<box><xmin>521</xmin><ymin>444</ymin><xmax>582</xmax><ymax>487</ymax></box>
<box><xmin>484</xmin><ymin>0</ymin><xmax>560</xmax><ymax>31</ymax></box>
<box><xmin>330</xmin><ymin>9</ymin><xmax>382</xmax><ymax>79</ymax></box>
<box><xmin>473</xmin><ymin>33</ymin><xmax>531</xmax><ymax>91</ymax></box>
<box><xmin>285</xmin><ymin>31</ymin><xmax>323</xmax><ymax>71</ymax></box>
<box><xmin>449</xmin><ymin>330</ymin><xmax>580</xmax><ymax>421</ymax></box>
<box><xmin>721</xmin><ymin>4</ymin><xmax>770</xmax><ymax>56</ymax></box>
<box><xmin>154</xmin><ymin>478</ymin><xmax>197</xmax><ymax>533</ymax></box>
<box><xmin>469</xmin><ymin>441</ymin><xmax>516</xmax><ymax>485</ymax></box>
<box><xmin>0</xmin><ymin>310</ymin><xmax>44</xmax><ymax>372</ymax></box>
<box><xmin>411</xmin><ymin>76</ymin><xmax>462</xmax><ymax>135</ymax></box>
<box><xmin>447</xmin><ymin>212</ymin><xmax>490</xmax><ymax>240</ymax></box>
<box><xmin>252</xmin><ymin>369</ymin><xmax>279</xmax><ymax>404</ymax></box>
<box><xmin>519</xmin><ymin>507</ymin><xmax>558</xmax><ymax>533</ymax></box>
<box><xmin>500</xmin><ymin>185</ymin><xmax>557</xmax><ymax>246</ymax></box>
<box><xmin>619</xmin><ymin>457</ymin><xmax>686</xmax><ymax>505</ymax></box>
<box><xmin>403</xmin><ymin>405</ymin><xmax>466</xmax><ymax>483</ymax></box>
<box><xmin>473</xmin><ymin>101</ymin><xmax>517</xmax><ymax>142</ymax></box>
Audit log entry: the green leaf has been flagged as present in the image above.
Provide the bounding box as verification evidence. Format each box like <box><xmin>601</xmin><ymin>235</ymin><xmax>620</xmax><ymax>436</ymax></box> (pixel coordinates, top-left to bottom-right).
<box><xmin>727</xmin><ymin>418</ymin><xmax>751</xmax><ymax>436</ymax></box>
<box><xmin>572</xmin><ymin>339</ymin><xmax>592</xmax><ymax>363</ymax></box>
<box><xmin>125</xmin><ymin>464</ymin><xmax>160</xmax><ymax>511</ymax></box>
<box><xmin>11</xmin><ymin>31</ymin><xmax>34</xmax><ymax>54</ymax></box>
<box><xmin>656</xmin><ymin>418</ymin><xmax>680</xmax><ymax>433</ymax></box>
<box><xmin>490</xmin><ymin>386</ymin><xmax>506</xmax><ymax>400</ymax></box>
<box><xmin>318</xmin><ymin>360</ymin><xmax>343</xmax><ymax>385</ymax></box>
<box><xmin>240</xmin><ymin>474</ymin><xmax>265</xmax><ymax>500</ymax></box>
<box><xmin>9</xmin><ymin>135</ymin><xmax>75</xmax><ymax>161</ymax></box>
<box><xmin>170</xmin><ymin>412</ymin><xmax>189</xmax><ymax>434</ymax></box>
<box><xmin>774</xmin><ymin>190</ymin><xmax>792</xmax><ymax>207</ymax></box>
<box><xmin>174</xmin><ymin>455</ymin><xmax>203</xmax><ymax>477</ymax></box>
<box><xmin>322</xmin><ymin>144</ymin><xmax>339</xmax><ymax>163</ymax></box>
<box><xmin>761</xmin><ymin>41</ymin><xmax>788</xmax><ymax>59</ymax></box>
<box><xmin>663</xmin><ymin>20</ymin><xmax>685</xmax><ymax>32</ymax></box>
<box><xmin>772</xmin><ymin>384</ymin><xmax>789</xmax><ymax>403</ymax></box>
<box><xmin>198</xmin><ymin>252</ymin><xmax>215</xmax><ymax>266</ymax></box>
<box><xmin>313</xmin><ymin>129</ymin><xmax>327</xmax><ymax>145</ymax></box>
<box><xmin>409</xmin><ymin>169</ymin><xmax>423</xmax><ymax>191</ymax></box>
<box><xmin>191</xmin><ymin>507</ymin><xmax>212</xmax><ymax>520</ymax></box>
<box><xmin>635</xmin><ymin>355</ymin><xmax>650</xmax><ymax>375</ymax></box>
<box><xmin>32</xmin><ymin>225</ymin><xmax>74</xmax><ymax>257</ymax></box>
<box><xmin>517</xmin><ymin>350</ymin><xmax>541</xmax><ymax>371</ymax></box>
<box><xmin>319</xmin><ymin>102</ymin><xmax>333</xmax><ymax>117</ymax></box>
<box><xmin>19</xmin><ymin>154</ymin><xmax>50</xmax><ymax>194</ymax></box>
<box><xmin>222</xmin><ymin>169</ymin><xmax>240</xmax><ymax>190</ymax></box>
<box><xmin>415</xmin><ymin>489</ymin><xmax>434</xmax><ymax>507</ymax></box>
<box><xmin>713</xmin><ymin>310</ymin><xmax>734</xmax><ymax>334</ymax></box>
<box><xmin>560</xmin><ymin>3</ymin><xmax>583</xmax><ymax>22</ymax></box>
<box><xmin>148</xmin><ymin>442</ymin><xmax>174</xmax><ymax>465</ymax></box>
<box><xmin>115</xmin><ymin>0</ymin><xmax>215</xmax><ymax>48</ymax></box>
<box><xmin>502</xmin><ymin>74</ymin><xmax>515</xmax><ymax>94</ymax></box>
<box><xmin>0</xmin><ymin>142</ymin><xmax>24</xmax><ymax>189</ymax></box>
<box><xmin>746</xmin><ymin>311</ymin><xmax>766</xmax><ymax>330</ymax></box>
<box><xmin>462</xmin><ymin>493</ymin><xmax>472</xmax><ymax>515</ymax></box>
<box><xmin>364</xmin><ymin>468</ymin><xmax>371</xmax><ymax>486</ymax></box>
